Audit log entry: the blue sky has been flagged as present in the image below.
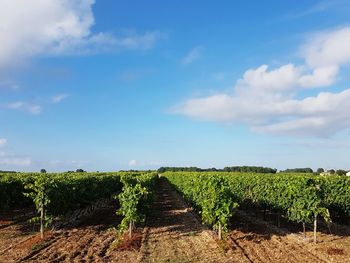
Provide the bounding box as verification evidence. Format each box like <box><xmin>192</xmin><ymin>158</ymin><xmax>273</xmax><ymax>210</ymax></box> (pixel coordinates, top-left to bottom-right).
<box><xmin>1</xmin><ymin>0</ymin><xmax>350</xmax><ymax>172</ymax></box>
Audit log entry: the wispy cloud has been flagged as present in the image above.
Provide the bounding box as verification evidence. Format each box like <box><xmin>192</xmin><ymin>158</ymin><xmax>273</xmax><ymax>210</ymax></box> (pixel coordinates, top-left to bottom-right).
<box><xmin>2</xmin><ymin>94</ymin><xmax>70</xmax><ymax>115</ymax></box>
<box><xmin>283</xmin><ymin>140</ymin><xmax>350</xmax><ymax>149</ymax></box>
<box><xmin>48</xmin><ymin>31</ymin><xmax>166</xmax><ymax>56</ymax></box>
<box><xmin>48</xmin><ymin>160</ymin><xmax>89</xmax><ymax>169</ymax></box>
<box><xmin>118</xmin><ymin>69</ymin><xmax>155</xmax><ymax>82</ymax></box>
<box><xmin>128</xmin><ymin>160</ymin><xmax>138</xmax><ymax>166</ymax></box>
<box><xmin>181</xmin><ymin>46</ymin><xmax>203</xmax><ymax>65</ymax></box>
<box><xmin>212</xmin><ymin>72</ymin><xmax>226</xmax><ymax>81</ymax></box>
<box><xmin>0</xmin><ymin>139</ymin><xmax>31</xmax><ymax>167</ymax></box>
<box><xmin>0</xmin><ymin>80</ymin><xmax>20</xmax><ymax>90</ymax></box>
<box><xmin>0</xmin><ymin>138</ymin><xmax>7</xmax><ymax>147</ymax></box>
<box><xmin>0</xmin><ymin>152</ymin><xmax>31</xmax><ymax>166</ymax></box>
<box><xmin>4</xmin><ymin>101</ymin><xmax>42</xmax><ymax>115</ymax></box>
<box><xmin>52</xmin><ymin>94</ymin><xmax>69</xmax><ymax>104</ymax></box>
<box><xmin>285</xmin><ymin>0</ymin><xmax>349</xmax><ymax>19</ymax></box>
<box><xmin>175</xmin><ymin>26</ymin><xmax>350</xmax><ymax>137</ymax></box>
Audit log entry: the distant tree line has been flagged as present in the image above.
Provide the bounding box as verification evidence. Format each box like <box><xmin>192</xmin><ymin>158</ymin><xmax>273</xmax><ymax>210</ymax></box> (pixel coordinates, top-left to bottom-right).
<box><xmin>157</xmin><ymin>167</ymin><xmax>213</xmax><ymax>173</ymax></box>
<box><xmin>119</xmin><ymin>169</ymin><xmax>155</xmax><ymax>173</ymax></box>
<box><xmin>280</xmin><ymin>168</ymin><xmax>314</xmax><ymax>173</ymax></box>
<box><xmin>282</xmin><ymin>168</ymin><xmax>349</xmax><ymax>176</ymax></box>
<box><xmin>323</xmin><ymin>169</ymin><xmax>347</xmax><ymax>176</ymax></box>
<box><xmin>65</xmin><ymin>169</ymin><xmax>87</xmax><ymax>173</ymax></box>
<box><xmin>157</xmin><ymin>166</ymin><xmax>277</xmax><ymax>174</ymax></box>
<box><xmin>36</xmin><ymin>169</ymin><xmax>88</xmax><ymax>173</ymax></box>
<box><xmin>222</xmin><ymin>166</ymin><xmax>277</xmax><ymax>173</ymax></box>
<box><xmin>0</xmin><ymin>170</ymin><xmax>17</xmax><ymax>173</ymax></box>
<box><xmin>335</xmin><ymin>169</ymin><xmax>347</xmax><ymax>176</ymax></box>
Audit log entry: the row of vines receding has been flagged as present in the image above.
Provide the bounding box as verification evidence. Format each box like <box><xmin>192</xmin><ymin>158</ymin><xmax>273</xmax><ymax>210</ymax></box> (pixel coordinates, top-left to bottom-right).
<box><xmin>164</xmin><ymin>171</ymin><xmax>350</xmax><ymax>243</ymax></box>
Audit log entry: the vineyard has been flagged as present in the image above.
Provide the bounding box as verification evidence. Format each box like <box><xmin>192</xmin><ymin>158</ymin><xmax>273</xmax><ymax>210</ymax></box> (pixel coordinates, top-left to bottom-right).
<box><xmin>165</xmin><ymin>172</ymin><xmax>350</xmax><ymax>242</ymax></box>
<box><xmin>0</xmin><ymin>171</ymin><xmax>349</xmax><ymax>262</ymax></box>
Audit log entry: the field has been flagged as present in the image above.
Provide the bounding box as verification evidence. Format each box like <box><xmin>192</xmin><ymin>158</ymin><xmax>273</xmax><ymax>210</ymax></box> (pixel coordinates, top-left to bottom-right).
<box><xmin>0</xmin><ymin>171</ymin><xmax>349</xmax><ymax>262</ymax></box>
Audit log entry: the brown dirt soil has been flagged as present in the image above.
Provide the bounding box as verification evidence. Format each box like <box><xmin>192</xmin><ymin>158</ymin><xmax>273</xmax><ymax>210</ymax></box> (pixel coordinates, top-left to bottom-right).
<box><xmin>115</xmin><ymin>230</ymin><xmax>143</xmax><ymax>251</ymax></box>
<box><xmin>17</xmin><ymin>231</ymin><xmax>54</xmax><ymax>249</ymax></box>
<box><xmin>138</xmin><ymin>178</ymin><xmax>233</xmax><ymax>263</ymax></box>
<box><xmin>227</xmin><ymin>209</ymin><xmax>350</xmax><ymax>263</ymax></box>
<box><xmin>0</xmin><ymin>201</ymin><xmax>139</xmax><ymax>263</ymax></box>
<box><xmin>20</xmin><ymin>201</ymin><xmax>139</xmax><ymax>263</ymax></box>
<box><xmin>0</xmin><ymin>209</ymin><xmax>38</xmax><ymax>262</ymax></box>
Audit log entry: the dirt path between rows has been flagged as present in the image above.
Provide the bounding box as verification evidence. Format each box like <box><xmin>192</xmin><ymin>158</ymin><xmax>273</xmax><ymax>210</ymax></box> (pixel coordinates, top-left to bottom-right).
<box><xmin>138</xmin><ymin>178</ymin><xmax>232</xmax><ymax>263</ymax></box>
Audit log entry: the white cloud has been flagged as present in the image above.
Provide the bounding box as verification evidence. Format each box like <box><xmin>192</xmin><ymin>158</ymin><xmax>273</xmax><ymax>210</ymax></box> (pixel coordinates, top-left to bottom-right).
<box><xmin>298</xmin><ymin>65</ymin><xmax>338</xmax><ymax>88</ymax></box>
<box><xmin>129</xmin><ymin>160</ymin><xmax>137</xmax><ymax>166</ymax></box>
<box><xmin>181</xmin><ymin>46</ymin><xmax>203</xmax><ymax>65</ymax></box>
<box><xmin>177</xmin><ymin>88</ymin><xmax>350</xmax><ymax>136</ymax></box>
<box><xmin>252</xmin><ymin>90</ymin><xmax>350</xmax><ymax>136</ymax></box>
<box><xmin>0</xmin><ymin>138</ymin><xmax>7</xmax><ymax>147</ymax></box>
<box><xmin>303</xmin><ymin>27</ymin><xmax>350</xmax><ymax>68</ymax></box>
<box><xmin>52</xmin><ymin>93</ymin><xmax>69</xmax><ymax>103</ymax></box>
<box><xmin>175</xmin><ymin>26</ymin><xmax>350</xmax><ymax>137</ymax></box>
<box><xmin>235</xmin><ymin>63</ymin><xmax>338</xmax><ymax>94</ymax></box>
<box><xmin>0</xmin><ymin>0</ymin><xmax>164</xmax><ymax>69</ymax></box>
<box><xmin>236</xmin><ymin>64</ymin><xmax>300</xmax><ymax>93</ymax></box>
<box><xmin>0</xmin><ymin>152</ymin><xmax>31</xmax><ymax>166</ymax></box>
<box><xmin>4</xmin><ymin>101</ymin><xmax>42</xmax><ymax>115</ymax></box>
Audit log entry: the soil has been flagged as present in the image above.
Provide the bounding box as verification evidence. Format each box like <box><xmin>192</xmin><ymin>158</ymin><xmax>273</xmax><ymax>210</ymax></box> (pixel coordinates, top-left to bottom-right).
<box><xmin>0</xmin><ymin>201</ymin><xmax>138</xmax><ymax>263</ymax></box>
<box><xmin>227</xmin><ymin>209</ymin><xmax>350</xmax><ymax>263</ymax></box>
<box><xmin>21</xmin><ymin>201</ymin><xmax>138</xmax><ymax>263</ymax></box>
<box><xmin>0</xmin><ymin>209</ymin><xmax>39</xmax><ymax>262</ymax></box>
<box><xmin>0</xmin><ymin>178</ymin><xmax>349</xmax><ymax>263</ymax></box>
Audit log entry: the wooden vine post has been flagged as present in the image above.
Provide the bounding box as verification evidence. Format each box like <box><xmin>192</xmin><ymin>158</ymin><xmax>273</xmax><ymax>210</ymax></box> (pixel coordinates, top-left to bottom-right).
<box><xmin>218</xmin><ymin>222</ymin><xmax>222</xmax><ymax>240</ymax></box>
<box><xmin>129</xmin><ymin>221</ymin><xmax>133</xmax><ymax>239</ymax></box>
<box><xmin>277</xmin><ymin>212</ymin><xmax>281</xmax><ymax>228</ymax></box>
<box><xmin>313</xmin><ymin>215</ymin><xmax>317</xmax><ymax>244</ymax></box>
<box><xmin>40</xmin><ymin>204</ymin><xmax>45</xmax><ymax>239</ymax></box>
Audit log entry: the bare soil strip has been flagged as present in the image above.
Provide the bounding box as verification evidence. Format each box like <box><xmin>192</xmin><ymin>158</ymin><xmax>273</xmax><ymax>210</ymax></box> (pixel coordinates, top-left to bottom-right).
<box><xmin>0</xmin><ymin>210</ymin><xmax>39</xmax><ymax>262</ymax></box>
<box><xmin>0</xmin><ymin>201</ymin><xmax>139</xmax><ymax>263</ymax></box>
<box><xmin>19</xmin><ymin>201</ymin><xmax>138</xmax><ymax>263</ymax></box>
<box><xmin>227</xmin><ymin>210</ymin><xmax>350</xmax><ymax>263</ymax></box>
<box><xmin>138</xmin><ymin>178</ymin><xmax>232</xmax><ymax>263</ymax></box>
